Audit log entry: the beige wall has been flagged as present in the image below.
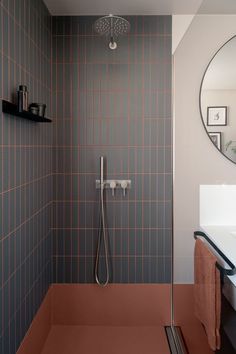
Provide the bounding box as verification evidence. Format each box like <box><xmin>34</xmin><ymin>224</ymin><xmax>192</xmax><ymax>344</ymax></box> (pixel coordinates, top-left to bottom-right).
<box><xmin>174</xmin><ymin>15</ymin><xmax>236</xmax><ymax>283</ymax></box>
<box><xmin>172</xmin><ymin>15</ymin><xmax>195</xmax><ymax>54</ymax></box>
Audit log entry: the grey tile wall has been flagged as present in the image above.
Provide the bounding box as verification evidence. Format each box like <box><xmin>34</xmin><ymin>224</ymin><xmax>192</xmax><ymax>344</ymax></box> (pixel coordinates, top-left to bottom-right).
<box><xmin>0</xmin><ymin>0</ymin><xmax>52</xmax><ymax>352</ymax></box>
<box><xmin>52</xmin><ymin>16</ymin><xmax>172</xmax><ymax>284</ymax></box>
<box><xmin>0</xmin><ymin>11</ymin><xmax>172</xmax><ymax>353</ymax></box>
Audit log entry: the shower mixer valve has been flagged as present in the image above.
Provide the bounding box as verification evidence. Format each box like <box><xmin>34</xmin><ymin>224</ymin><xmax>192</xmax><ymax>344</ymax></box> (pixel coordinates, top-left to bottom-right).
<box><xmin>96</xmin><ymin>179</ymin><xmax>131</xmax><ymax>197</ymax></box>
<box><xmin>120</xmin><ymin>180</ymin><xmax>128</xmax><ymax>196</ymax></box>
<box><xmin>110</xmin><ymin>181</ymin><xmax>116</xmax><ymax>196</ymax></box>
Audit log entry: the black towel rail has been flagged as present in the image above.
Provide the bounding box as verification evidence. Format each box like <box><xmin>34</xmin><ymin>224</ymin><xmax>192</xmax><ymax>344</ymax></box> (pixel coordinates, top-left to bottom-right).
<box><xmin>194</xmin><ymin>231</ymin><xmax>236</xmax><ymax>276</ymax></box>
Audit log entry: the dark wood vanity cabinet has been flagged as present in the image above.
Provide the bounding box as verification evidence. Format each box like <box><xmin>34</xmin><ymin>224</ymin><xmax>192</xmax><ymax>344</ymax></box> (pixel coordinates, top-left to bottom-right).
<box><xmin>217</xmin><ymin>295</ymin><xmax>236</xmax><ymax>353</ymax></box>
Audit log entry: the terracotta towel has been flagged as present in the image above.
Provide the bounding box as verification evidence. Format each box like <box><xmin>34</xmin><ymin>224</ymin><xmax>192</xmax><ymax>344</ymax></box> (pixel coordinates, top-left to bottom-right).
<box><xmin>194</xmin><ymin>238</ymin><xmax>221</xmax><ymax>351</ymax></box>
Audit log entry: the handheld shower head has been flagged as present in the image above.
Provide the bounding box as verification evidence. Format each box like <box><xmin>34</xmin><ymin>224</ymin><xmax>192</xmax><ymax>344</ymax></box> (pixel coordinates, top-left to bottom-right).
<box><xmin>94</xmin><ymin>14</ymin><xmax>130</xmax><ymax>50</ymax></box>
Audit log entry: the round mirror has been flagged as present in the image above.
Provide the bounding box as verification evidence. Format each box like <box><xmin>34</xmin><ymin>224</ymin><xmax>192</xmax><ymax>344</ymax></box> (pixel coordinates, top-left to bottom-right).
<box><xmin>200</xmin><ymin>35</ymin><xmax>236</xmax><ymax>164</ymax></box>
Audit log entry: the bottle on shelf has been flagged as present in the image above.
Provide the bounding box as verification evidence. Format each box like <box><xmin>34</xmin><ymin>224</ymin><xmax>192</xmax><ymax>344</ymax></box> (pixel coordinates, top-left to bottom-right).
<box><xmin>17</xmin><ymin>85</ymin><xmax>28</xmax><ymax>112</ymax></box>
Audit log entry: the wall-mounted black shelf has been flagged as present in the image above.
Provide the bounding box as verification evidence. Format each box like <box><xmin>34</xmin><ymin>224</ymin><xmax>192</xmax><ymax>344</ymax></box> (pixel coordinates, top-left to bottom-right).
<box><xmin>2</xmin><ymin>100</ymin><xmax>52</xmax><ymax>122</ymax></box>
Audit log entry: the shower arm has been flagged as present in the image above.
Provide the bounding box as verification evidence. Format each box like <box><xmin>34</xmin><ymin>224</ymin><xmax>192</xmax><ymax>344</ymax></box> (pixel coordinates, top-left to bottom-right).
<box><xmin>110</xmin><ymin>16</ymin><xmax>114</xmax><ymax>45</ymax></box>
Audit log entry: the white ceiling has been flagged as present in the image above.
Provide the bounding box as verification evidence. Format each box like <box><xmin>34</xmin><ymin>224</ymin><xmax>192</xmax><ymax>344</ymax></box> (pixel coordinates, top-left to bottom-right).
<box><xmin>43</xmin><ymin>0</ymin><xmax>203</xmax><ymax>16</ymax></box>
<box><xmin>198</xmin><ymin>0</ymin><xmax>236</xmax><ymax>14</ymax></box>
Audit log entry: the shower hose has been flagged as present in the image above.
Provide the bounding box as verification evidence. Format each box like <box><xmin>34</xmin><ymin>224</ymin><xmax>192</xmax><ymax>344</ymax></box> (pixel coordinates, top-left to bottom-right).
<box><xmin>95</xmin><ymin>157</ymin><xmax>109</xmax><ymax>286</ymax></box>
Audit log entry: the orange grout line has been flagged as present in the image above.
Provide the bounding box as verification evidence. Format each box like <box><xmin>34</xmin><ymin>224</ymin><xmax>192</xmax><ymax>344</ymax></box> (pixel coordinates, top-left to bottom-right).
<box><xmin>52</xmin><ymin>33</ymin><xmax>172</xmax><ymax>38</ymax></box>
<box><xmin>51</xmin><ymin>227</ymin><xmax>172</xmax><ymax>230</ymax></box>
<box><xmin>52</xmin><ymin>200</ymin><xmax>172</xmax><ymax>203</ymax></box>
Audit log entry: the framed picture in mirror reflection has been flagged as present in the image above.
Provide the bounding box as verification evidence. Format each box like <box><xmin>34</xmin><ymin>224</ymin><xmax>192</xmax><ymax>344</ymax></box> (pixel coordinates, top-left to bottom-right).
<box><xmin>207</xmin><ymin>106</ymin><xmax>227</xmax><ymax>126</ymax></box>
<box><xmin>209</xmin><ymin>132</ymin><xmax>222</xmax><ymax>150</ymax></box>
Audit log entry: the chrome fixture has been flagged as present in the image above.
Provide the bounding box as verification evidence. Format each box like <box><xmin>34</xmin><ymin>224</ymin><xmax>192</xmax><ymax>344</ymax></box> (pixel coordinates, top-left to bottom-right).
<box><xmin>94</xmin><ymin>14</ymin><xmax>130</xmax><ymax>50</ymax></box>
<box><xmin>95</xmin><ymin>157</ymin><xmax>132</xmax><ymax>286</ymax></box>
<box><xmin>96</xmin><ymin>179</ymin><xmax>131</xmax><ymax>197</ymax></box>
<box><xmin>109</xmin><ymin>180</ymin><xmax>116</xmax><ymax>197</ymax></box>
<box><xmin>95</xmin><ymin>157</ymin><xmax>110</xmax><ymax>286</ymax></box>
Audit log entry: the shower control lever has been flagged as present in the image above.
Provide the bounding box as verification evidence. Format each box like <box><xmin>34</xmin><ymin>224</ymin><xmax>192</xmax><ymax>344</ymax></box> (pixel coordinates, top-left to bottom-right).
<box><xmin>121</xmin><ymin>180</ymin><xmax>128</xmax><ymax>196</ymax></box>
<box><xmin>110</xmin><ymin>181</ymin><xmax>116</xmax><ymax>197</ymax></box>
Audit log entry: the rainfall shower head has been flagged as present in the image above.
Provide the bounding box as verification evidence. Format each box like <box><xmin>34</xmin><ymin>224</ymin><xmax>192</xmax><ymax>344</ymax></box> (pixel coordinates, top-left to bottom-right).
<box><xmin>94</xmin><ymin>14</ymin><xmax>130</xmax><ymax>50</ymax></box>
